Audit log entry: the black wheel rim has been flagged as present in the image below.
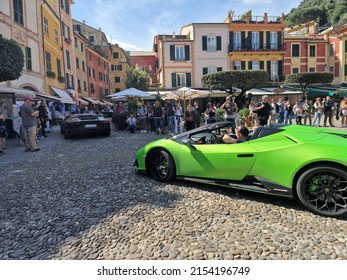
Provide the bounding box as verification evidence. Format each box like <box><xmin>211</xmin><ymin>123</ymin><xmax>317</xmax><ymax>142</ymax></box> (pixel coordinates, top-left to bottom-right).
<box><xmin>301</xmin><ymin>169</ymin><xmax>347</xmax><ymax>214</ymax></box>
<box><xmin>149</xmin><ymin>151</ymin><xmax>169</xmax><ymax>180</ymax></box>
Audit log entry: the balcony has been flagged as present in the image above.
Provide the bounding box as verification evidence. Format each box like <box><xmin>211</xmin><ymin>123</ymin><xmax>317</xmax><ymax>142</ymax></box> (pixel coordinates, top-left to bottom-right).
<box><xmin>226</xmin><ymin>12</ymin><xmax>285</xmax><ymax>25</ymax></box>
<box><xmin>228</xmin><ymin>43</ymin><xmax>286</xmax><ymax>53</ymax></box>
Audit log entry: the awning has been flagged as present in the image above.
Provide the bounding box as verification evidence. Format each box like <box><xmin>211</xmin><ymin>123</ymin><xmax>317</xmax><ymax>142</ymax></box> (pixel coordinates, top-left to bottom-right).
<box><xmin>103</xmin><ymin>101</ymin><xmax>114</xmax><ymax>106</ymax></box>
<box><xmin>82</xmin><ymin>97</ymin><xmax>99</xmax><ymax>104</ymax></box>
<box><xmin>308</xmin><ymin>88</ymin><xmax>336</xmax><ymax>98</ymax></box>
<box><xmin>99</xmin><ymin>101</ymin><xmax>106</xmax><ymax>106</ymax></box>
<box><xmin>50</xmin><ymin>86</ymin><xmax>75</xmax><ymax>104</ymax></box>
<box><xmin>77</xmin><ymin>98</ymin><xmax>89</xmax><ymax>105</ymax></box>
<box><xmin>36</xmin><ymin>92</ymin><xmax>61</xmax><ymax>101</ymax></box>
<box><xmin>0</xmin><ymin>86</ymin><xmax>36</xmax><ymax>99</ymax></box>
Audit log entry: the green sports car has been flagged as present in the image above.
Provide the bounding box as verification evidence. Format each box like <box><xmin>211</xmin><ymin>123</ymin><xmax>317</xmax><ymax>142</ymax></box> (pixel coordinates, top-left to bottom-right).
<box><xmin>134</xmin><ymin>122</ymin><xmax>347</xmax><ymax>217</ymax></box>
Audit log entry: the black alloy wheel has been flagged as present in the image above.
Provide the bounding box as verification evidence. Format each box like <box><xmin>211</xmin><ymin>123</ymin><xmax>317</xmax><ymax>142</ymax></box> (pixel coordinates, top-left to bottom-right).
<box><xmin>147</xmin><ymin>149</ymin><xmax>175</xmax><ymax>182</ymax></box>
<box><xmin>296</xmin><ymin>165</ymin><xmax>347</xmax><ymax>217</ymax></box>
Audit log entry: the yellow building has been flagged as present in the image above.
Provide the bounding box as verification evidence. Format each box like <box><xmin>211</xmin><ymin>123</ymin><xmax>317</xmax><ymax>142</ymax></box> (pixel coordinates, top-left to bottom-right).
<box><xmin>41</xmin><ymin>0</ymin><xmax>65</xmax><ymax>94</ymax></box>
<box><xmin>225</xmin><ymin>11</ymin><xmax>286</xmax><ymax>82</ymax></box>
<box><xmin>109</xmin><ymin>44</ymin><xmax>129</xmax><ymax>93</ymax></box>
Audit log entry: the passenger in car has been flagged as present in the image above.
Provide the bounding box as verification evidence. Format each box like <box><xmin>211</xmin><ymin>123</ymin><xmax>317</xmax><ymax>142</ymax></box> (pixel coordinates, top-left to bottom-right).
<box><xmin>223</xmin><ymin>126</ymin><xmax>249</xmax><ymax>144</ymax></box>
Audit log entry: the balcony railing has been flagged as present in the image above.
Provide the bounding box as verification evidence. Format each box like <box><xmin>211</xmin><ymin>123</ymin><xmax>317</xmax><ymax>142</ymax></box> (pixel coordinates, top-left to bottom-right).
<box><xmin>228</xmin><ymin>43</ymin><xmax>286</xmax><ymax>52</ymax></box>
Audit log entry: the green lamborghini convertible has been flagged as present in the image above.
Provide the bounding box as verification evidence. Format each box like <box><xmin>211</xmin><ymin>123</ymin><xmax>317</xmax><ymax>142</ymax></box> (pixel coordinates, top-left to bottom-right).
<box><xmin>134</xmin><ymin>122</ymin><xmax>347</xmax><ymax>217</ymax></box>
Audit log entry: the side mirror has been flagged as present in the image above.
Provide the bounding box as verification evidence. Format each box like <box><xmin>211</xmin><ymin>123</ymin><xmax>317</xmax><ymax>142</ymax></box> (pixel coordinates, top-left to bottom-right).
<box><xmin>182</xmin><ymin>138</ymin><xmax>196</xmax><ymax>150</ymax></box>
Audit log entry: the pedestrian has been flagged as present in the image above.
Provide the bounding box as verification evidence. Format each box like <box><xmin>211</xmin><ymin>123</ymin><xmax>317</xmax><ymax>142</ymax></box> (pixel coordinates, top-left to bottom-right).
<box><xmin>312</xmin><ymin>97</ymin><xmax>323</xmax><ymax>127</ymax></box>
<box><xmin>252</xmin><ymin>95</ymin><xmax>272</xmax><ymax>126</ymax></box>
<box><xmin>136</xmin><ymin>104</ymin><xmax>147</xmax><ymax>133</ymax></box>
<box><xmin>38</xmin><ymin>100</ymin><xmax>49</xmax><ymax>137</ymax></box>
<box><xmin>302</xmin><ymin>99</ymin><xmax>312</xmax><ymax>126</ymax></box>
<box><xmin>220</xmin><ymin>96</ymin><xmax>237</xmax><ymax>133</ymax></box>
<box><xmin>165</xmin><ymin>100</ymin><xmax>175</xmax><ymax>135</ymax></box>
<box><xmin>185</xmin><ymin>104</ymin><xmax>195</xmax><ymax>131</ymax></box>
<box><xmin>174</xmin><ymin>100</ymin><xmax>183</xmax><ymax>134</ymax></box>
<box><xmin>153</xmin><ymin>101</ymin><xmax>164</xmax><ymax>134</ymax></box>
<box><xmin>20</xmin><ymin>96</ymin><xmax>40</xmax><ymax>152</ymax></box>
<box><xmin>193</xmin><ymin>101</ymin><xmax>202</xmax><ymax>128</ymax></box>
<box><xmin>323</xmin><ymin>96</ymin><xmax>335</xmax><ymax>127</ymax></box>
<box><xmin>0</xmin><ymin>112</ymin><xmax>6</xmax><ymax>154</ymax></box>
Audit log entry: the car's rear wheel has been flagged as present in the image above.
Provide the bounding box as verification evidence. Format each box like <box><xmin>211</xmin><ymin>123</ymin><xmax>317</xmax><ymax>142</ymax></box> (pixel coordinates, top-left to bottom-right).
<box><xmin>64</xmin><ymin>129</ymin><xmax>71</xmax><ymax>139</ymax></box>
<box><xmin>147</xmin><ymin>149</ymin><xmax>175</xmax><ymax>182</ymax></box>
<box><xmin>296</xmin><ymin>165</ymin><xmax>347</xmax><ymax>217</ymax></box>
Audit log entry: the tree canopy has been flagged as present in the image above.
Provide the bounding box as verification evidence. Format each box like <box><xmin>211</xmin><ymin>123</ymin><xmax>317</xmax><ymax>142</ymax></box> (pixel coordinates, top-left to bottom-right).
<box><xmin>285</xmin><ymin>0</ymin><xmax>347</xmax><ymax>27</ymax></box>
<box><xmin>201</xmin><ymin>70</ymin><xmax>269</xmax><ymax>96</ymax></box>
<box><xmin>285</xmin><ymin>72</ymin><xmax>333</xmax><ymax>93</ymax></box>
<box><xmin>0</xmin><ymin>36</ymin><xmax>24</xmax><ymax>82</ymax></box>
<box><xmin>125</xmin><ymin>67</ymin><xmax>150</xmax><ymax>91</ymax></box>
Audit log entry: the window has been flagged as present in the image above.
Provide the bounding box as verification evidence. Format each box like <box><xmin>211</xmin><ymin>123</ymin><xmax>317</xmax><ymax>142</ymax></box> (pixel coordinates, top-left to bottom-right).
<box><xmin>233</xmin><ymin>32</ymin><xmax>241</xmax><ymax>50</ymax></box>
<box><xmin>329</xmin><ymin>66</ymin><xmax>334</xmax><ymax>73</ymax></box>
<box><xmin>80</xmin><ymin>42</ymin><xmax>84</xmax><ymax>52</ymax></box>
<box><xmin>252</xmin><ymin>61</ymin><xmax>259</xmax><ymax>70</ymax></box>
<box><xmin>176</xmin><ymin>73</ymin><xmax>186</xmax><ymax>87</ymax></box>
<box><xmin>74</xmin><ymin>38</ymin><xmax>78</xmax><ymax>48</ymax></box>
<box><xmin>92</xmin><ymin>69</ymin><xmax>95</xmax><ymax>78</ymax></box>
<box><xmin>113</xmin><ymin>52</ymin><xmax>119</xmax><ymax>58</ymax></box>
<box><xmin>88</xmin><ymin>67</ymin><xmax>91</xmax><ymax>77</ymax></box>
<box><xmin>66</xmin><ymin>50</ymin><xmax>71</xmax><ymax>70</ymax></box>
<box><xmin>292</xmin><ymin>67</ymin><xmax>299</xmax><ymax>74</ymax></box>
<box><xmin>252</xmin><ymin>32</ymin><xmax>259</xmax><ymax>50</ymax></box>
<box><xmin>98</xmin><ymin>72</ymin><xmax>102</xmax><ymax>81</ymax></box>
<box><xmin>115</xmin><ymin>76</ymin><xmax>120</xmax><ymax>83</ymax></box>
<box><xmin>45</xmin><ymin>51</ymin><xmax>51</xmax><ymax>71</ymax></box>
<box><xmin>82</xmin><ymin>61</ymin><xmax>85</xmax><ymax>71</ymax></box>
<box><xmin>54</xmin><ymin>29</ymin><xmax>59</xmax><ymax>44</ymax></box>
<box><xmin>76</xmin><ymin>58</ymin><xmax>80</xmax><ymax>69</ymax></box>
<box><xmin>292</xmin><ymin>44</ymin><xmax>300</xmax><ymax>57</ymax></box>
<box><xmin>25</xmin><ymin>47</ymin><xmax>32</xmax><ymax>70</ymax></box>
<box><xmin>88</xmin><ymin>36</ymin><xmax>94</xmax><ymax>43</ymax></box>
<box><xmin>13</xmin><ymin>0</ymin><xmax>24</xmax><ymax>25</ymax></box>
<box><xmin>66</xmin><ymin>74</ymin><xmax>74</xmax><ymax>89</ymax></box>
<box><xmin>77</xmin><ymin>79</ymin><xmax>81</xmax><ymax>90</ymax></box>
<box><xmin>175</xmin><ymin>46</ymin><xmax>185</xmax><ymax>60</ymax></box>
<box><xmin>83</xmin><ymin>81</ymin><xmax>87</xmax><ymax>91</ymax></box>
<box><xmin>43</xmin><ymin>17</ymin><xmax>49</xmax><ymax>35</ymax></box>
<box><xmin>270</xmin><ymin>32</ymin><xmax>277</xmax><ymax>50</ymax></box>
<box><xmin>61</xmin><ymin>0</ymin><xmax>69</xmax><ymax>14</ymax></box>
<box><xmin>309</xmin><ymin>45</ymin><xmax>316</xmax><ymax>57</ymax></box>
<box><xmin>116</xmin><ymin>65</ymin><xmax>122</xmax><ymax>71</ymax></box>
<box><xmin>234</xmin><ymin>61</ymin><xmax>241</xmax><ymax>70</ymax></box>
<box><xmin>329</xmin><ymin>44</ymin><xmax>334</xmax><ymax>56</ymax></box>
<box><xmin>62</xmin><ymin>23</ymin><xmax>70</xmax><ymax>40</ymax></box>
<box><xmin>57</xmin><ymin>59</ymin><xmax>62</xmax><ymax>77</ymax></box>
<box><xmin>99</xmin><ymin>87</ymin><xmax>103</xmax><ymax>96</ymax></box>
<box><xmin>207</xmin><ymin>36</ymin><xmax>217</xmax><ymax>51</ymax></box>
<box><xmin>309</xmin><ymin>67</ymin><xmax>315</xmax><ymax>73</ymax></box>
<box><xmin>270</xmin><ymin>61</ymin><xmax>278</xmax><ymax>81</ymax></box>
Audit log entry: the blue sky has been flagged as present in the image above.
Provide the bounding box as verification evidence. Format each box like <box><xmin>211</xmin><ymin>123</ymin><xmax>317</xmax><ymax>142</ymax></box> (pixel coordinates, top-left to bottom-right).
<box><xmin>72</xmin><ymin>0</ymin><xmax>302</xmax><ymax>51</ymax></box>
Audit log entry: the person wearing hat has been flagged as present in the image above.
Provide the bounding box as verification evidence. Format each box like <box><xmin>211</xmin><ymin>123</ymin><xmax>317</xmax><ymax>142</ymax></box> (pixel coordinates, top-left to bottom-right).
<box><xmin>20</xmin><ymin>96</ymin><xmax>40</xmax><ymax>152</ymax></box>
<box><xmin>223</xmin><ymin>125</ymin><xmax>249</xmax><ymax>144</ymax></box>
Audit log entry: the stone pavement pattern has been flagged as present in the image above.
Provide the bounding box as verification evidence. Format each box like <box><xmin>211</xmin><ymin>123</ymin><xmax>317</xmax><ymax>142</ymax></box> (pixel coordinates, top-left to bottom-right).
<box><xmin>0</xmin><ymin>129</ymin><xmax>347</xmax><ymax>260</ymax></box>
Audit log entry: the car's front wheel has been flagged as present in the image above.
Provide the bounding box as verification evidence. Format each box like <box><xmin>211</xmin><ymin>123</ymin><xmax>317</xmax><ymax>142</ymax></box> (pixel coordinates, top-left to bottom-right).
<box><xmin>147</xmin><ymin>148</ymin><xmax>175</xmax><ymax>182</ymax></box>
<box><xmin>296</xmin><ymin>165</ymin><xmax>347</xmax><ymax>217</ymax></box>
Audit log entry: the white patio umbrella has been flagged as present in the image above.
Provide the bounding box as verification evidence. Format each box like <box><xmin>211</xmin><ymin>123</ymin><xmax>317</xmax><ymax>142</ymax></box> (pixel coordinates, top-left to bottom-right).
<box><xmin>107</xmin><ymin>88</ymin><xmax>152</xmax><ymax>99</ymax></box>
<box><xmin>161</xmin><ymin>87</ymin><xmax>210</xmax><ymax>100</ymax></box>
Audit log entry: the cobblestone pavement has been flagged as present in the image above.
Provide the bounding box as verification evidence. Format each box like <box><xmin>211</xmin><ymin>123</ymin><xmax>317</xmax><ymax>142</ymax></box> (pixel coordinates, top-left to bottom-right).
<box><xmin>0</xmin><ymin>128</ymin><xmax>347</xmax><ymax>260</ymax></box>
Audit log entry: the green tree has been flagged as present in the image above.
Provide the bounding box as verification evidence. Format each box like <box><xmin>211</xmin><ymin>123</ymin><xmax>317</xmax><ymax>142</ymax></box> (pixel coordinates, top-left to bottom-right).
<box><xmin>285</xmin><ymin>72</ymin><xmax>333</xmax><ymax>94</ymax></box>
<box><xmin>0</xmin><ymin>36</ymin><xmax>24</xmax><ymax>82</ymax></box>
<box><xmin>125</xmin><ymin>67</ymin><xmax>150</xmax><ymax>91</ymax></box>
<box><xmin>201</xmin><ymin>70</ymin><xmax>269</xmax><ymax>97</ymax></box>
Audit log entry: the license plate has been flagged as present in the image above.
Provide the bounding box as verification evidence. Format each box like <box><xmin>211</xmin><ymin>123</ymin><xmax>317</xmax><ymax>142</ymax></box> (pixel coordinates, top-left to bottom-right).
<box><xmin>85</xmin><ymin>124</ymin><xmax>97</xmax><ymax>128</ymax></box>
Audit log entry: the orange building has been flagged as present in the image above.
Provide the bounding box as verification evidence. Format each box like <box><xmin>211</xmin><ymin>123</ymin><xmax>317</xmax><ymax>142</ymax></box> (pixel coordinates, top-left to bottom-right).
<box><xmin>225</xmin><ymin>11</ymin><xmax>286</xmax><ymax>82</ymax></box>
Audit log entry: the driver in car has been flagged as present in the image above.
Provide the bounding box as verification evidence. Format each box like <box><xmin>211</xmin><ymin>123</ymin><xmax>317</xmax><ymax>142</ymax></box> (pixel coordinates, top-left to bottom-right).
<box><xmin>223</xmin><ymin>126</ymin><xmax>249</xmax><ymax>144</ymax></box>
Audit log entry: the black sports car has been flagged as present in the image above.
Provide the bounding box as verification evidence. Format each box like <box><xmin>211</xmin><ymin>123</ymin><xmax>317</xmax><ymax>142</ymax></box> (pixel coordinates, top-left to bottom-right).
<box><xmin>60</xmin><ymin>113</ymin><xmax>111</xmax><ymax>139</ymax></box>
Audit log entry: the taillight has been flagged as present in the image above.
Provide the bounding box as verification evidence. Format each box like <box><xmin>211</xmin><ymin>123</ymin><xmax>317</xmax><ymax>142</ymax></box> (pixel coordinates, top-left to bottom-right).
<box><xmin>101</xmin><ymin>120</ymin><xmax>109</xmax><ymax>124</ymax></box>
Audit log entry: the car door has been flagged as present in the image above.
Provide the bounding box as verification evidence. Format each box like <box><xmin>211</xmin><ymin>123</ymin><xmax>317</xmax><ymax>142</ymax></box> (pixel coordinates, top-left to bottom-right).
<box><xmin>176</xmin><ymin>141</ymin><xmax>258</xmax><ymax>180</ymax></box>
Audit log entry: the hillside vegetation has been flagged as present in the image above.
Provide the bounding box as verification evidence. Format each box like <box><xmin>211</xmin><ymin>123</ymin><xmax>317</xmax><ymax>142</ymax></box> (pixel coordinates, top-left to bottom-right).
<box><xmin>285</xmin><ymin>0</ymin><xmax>347</xmax><ymax>27</ymax></box>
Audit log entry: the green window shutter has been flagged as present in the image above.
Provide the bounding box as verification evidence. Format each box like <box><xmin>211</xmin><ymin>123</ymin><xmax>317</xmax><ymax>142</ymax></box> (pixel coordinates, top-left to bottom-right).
<box><xmin>260</xmin><ymin>61</ymin><xmax>264</xmax><ymax>70</ymax></box>
<box><xmin>203</xmin><ymin>68</ymin><xmax>208</xmax><ymax>75</ymax></box>
<box><xmin>345</xmin><ymin>64</ymin><xmax>347</xmax><ymax>76</ymax></box>
<box><xmin>202</xmin><ymin>36</ymin><xmax>207</xmax><ymax>50</ymax></box>
<box><xmin>277</xmin><ymin>31</ymin><xmax>282</xmax><ymax>50</ymax></box>
<box><xmin>170</xmin><ymin>45</ymin><xmax>175</xmax><ymax>61</ymax></box>
<box><xmin>266</xmin><ymin>31</ymin><xmax>270</xmax><ymax>49</ymax></box>
<box><xmin>248</xmin><ymin>61</ymin><xmax>252</xmax><ymax>70</ymax></box>
<box><xmin>345</xmin><ymin>41</ymin><xmax>347</xmax><ymax>52</ymax></box>
<box><xmin>217</xmin><ymin>67</ymin><xmax>222</xmax><ymax>72</ymax></box>
<box><xmin>229</xmin><ymin>31</ymin><xmax>234</xmax><ymax>51</ymax></box>
<box><xmin>241</xmin><ymin>61</ymin><xmax>246</xmax><ymax>70</ymax></box>
<box><xmin>259</xmin><ymin>31</ymin><xmax>264</xmax><ymax>50</ymax></box>
<box><xmin>185</xmin><ymin>45</ymin><xmax>190</xmax><ymax>60</ymax></box>
<box><xmin>171</xmin><ymin>73</ymin><xmax>177</xmax><ymax>87</ymax></box>
<box><xmin>217</xmin><ymin>36</ymin><xmax>222</xmax><ymax>51</ymax></box>
<box><xmin>278</xmin><ymin>60</ymin><xmax>283</xmax><ymax>80</ymax></box>
<box><xmin>247</xmin><ymin>31</ymin><xmax>252</xmax><ymax>49</ymax></box>
<box><xmin>186</xmin><ymin>73</ymin><xmax>191</xmax><ymax>87</ymax></box>
<box><xmin>241</xmin><ymin>32</ymin><xmax>246</xmax><ymax>49</ymax></box>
